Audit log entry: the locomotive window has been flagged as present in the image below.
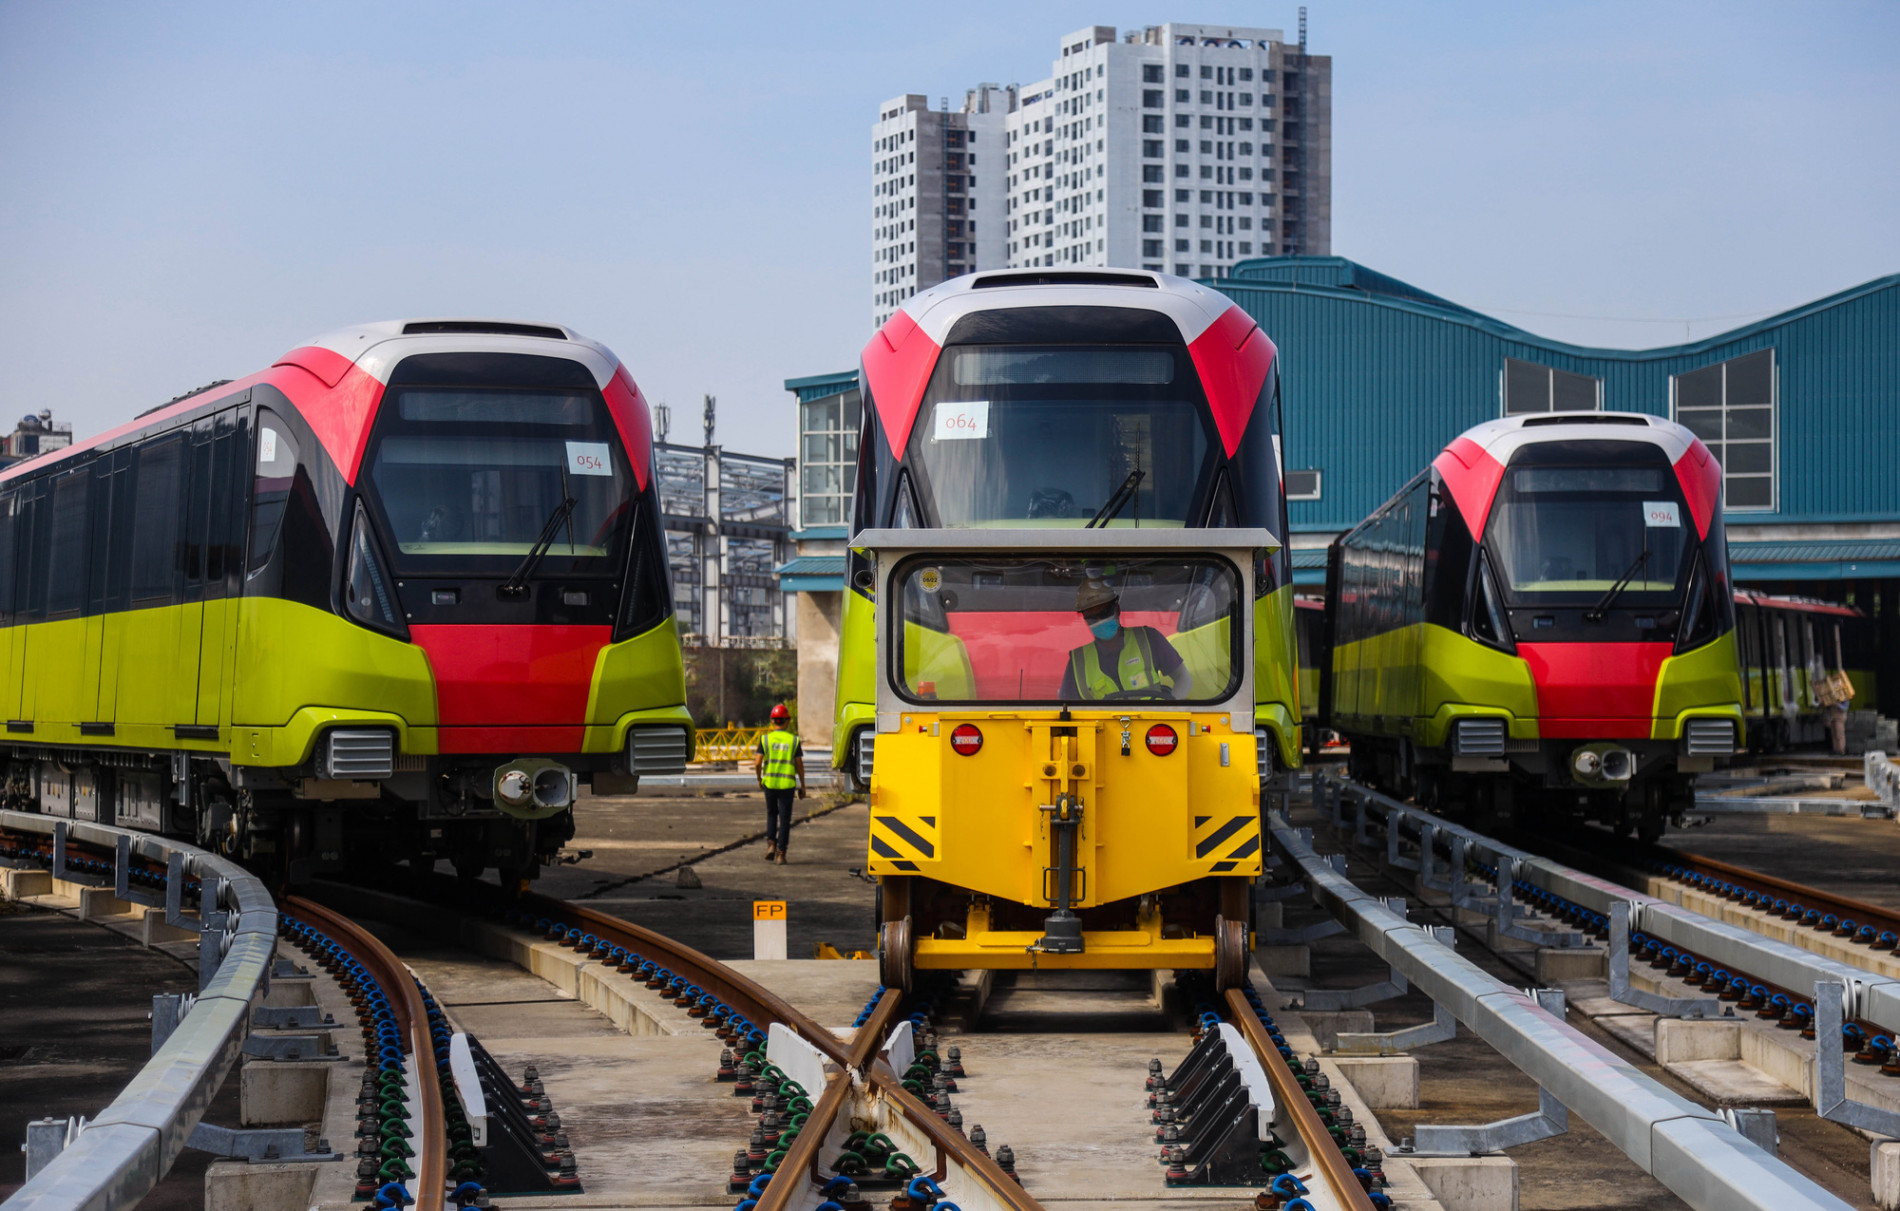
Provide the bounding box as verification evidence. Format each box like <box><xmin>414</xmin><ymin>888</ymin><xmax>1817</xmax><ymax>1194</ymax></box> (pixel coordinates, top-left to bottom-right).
<box><xmin>890</xmin><ymin>553</ymin><xmax>1242</xmax><ymax>705</ymax></box>
<box><xmin>1486</xmin><ymin>461</ymin><xmax>1691</xmax><ymax>604</ymax></box>
<box><xmin>363</xmin><ymin>387</ymin><xmax>634</xmax><ymax>577</ymax></box>
<box><xmin>249</xmin><ymin>410</ymin><xmax>299</xmax><ymax>575</ymax></box>
<box><xmin>908</xmin><ymin>344</ymin><xmax>1214</xmax><ymax>528</ymax></box>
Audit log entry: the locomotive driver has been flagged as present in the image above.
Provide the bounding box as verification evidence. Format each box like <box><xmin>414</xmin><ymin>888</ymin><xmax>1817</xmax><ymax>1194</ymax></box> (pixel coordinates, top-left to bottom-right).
<box><xmin>1058</xmin><ymin>578</ymin><xmax>1192</xmax><ymax>701</ymax></box>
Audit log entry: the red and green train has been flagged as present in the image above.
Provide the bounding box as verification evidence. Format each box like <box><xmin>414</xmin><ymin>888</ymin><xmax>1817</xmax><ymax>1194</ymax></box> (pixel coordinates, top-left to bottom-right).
<box><xmin>830</xmin><ymin>269</ymin><xmax>1303</xmax><ymax>790</ymax></box>
<box><xmin>6</xmin><ymin>320</ymin><xmax>690</xmax><ymax>881</ymax></box>
<box><xmin>1319</xmin><ymin>412</ymin><xmax>1743</xmax><ymax>840</ymax></box>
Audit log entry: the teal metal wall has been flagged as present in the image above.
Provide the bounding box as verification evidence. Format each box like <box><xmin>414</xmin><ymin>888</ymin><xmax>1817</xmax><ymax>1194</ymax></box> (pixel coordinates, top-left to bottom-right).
<box><xmin>1213</xmin><ymin>258</ymin><xmax>1900</xmax><ymax>541</ymax></box>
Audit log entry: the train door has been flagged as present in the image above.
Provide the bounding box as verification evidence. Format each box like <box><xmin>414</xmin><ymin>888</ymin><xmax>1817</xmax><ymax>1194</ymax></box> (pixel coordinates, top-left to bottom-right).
<box><xmin>38</xmin><ymin>464</ymin><xmax>94</xmax><ymax>726</ymax></box>
<box><xmin>198</xmin><ymin>410</ymin><xmax>245</xmax><ymax>727</ymax></box>
<box><xmin>1773</xmin><ymin>614</ymin><xmax>1796</xmax><ymax>717</ymax></box>
<box><xmin>87</xmin><ymin>447</ymin><xmax>134</xmax><ymax>723</ymax></box>
<box><xmin>167</xmin><ymin>419</ymin><xmax>215</xmax><ymax>727</ymax></box>
<box><xmin>117</xmin><ymin>435</ymin><xmax>185</xmax><ymax>728</ymax></box>
<box><xmin>12</xmin><ymin>479</ymin><xmax>46</xmax><ymax>724</ymax></box>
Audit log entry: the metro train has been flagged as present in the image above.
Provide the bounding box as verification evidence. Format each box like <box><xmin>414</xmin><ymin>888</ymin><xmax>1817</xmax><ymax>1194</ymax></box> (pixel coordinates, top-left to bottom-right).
<box><xmin>3</xmin><ymin>320</ymin><xmax>691</xmax><ymax>882</ymax></box>
<box><xmin>1736</xmin><ymin>591</ymin><xmax>1875</xmax><ymax>750</ymax></box>
<box><xmin>841</xmin><ymin>269</ymin><xmax>1298</xmax><ymax>990</ymax></box>
<box><xmin>835</xmin><ymin>269</ymin><xmax>1303</xmax><ymax>787</ymax></box>
<box><xmin>1321</xmin><ymin>412</ymin><xmax>1744</xmax><ymax>840</ymax></box>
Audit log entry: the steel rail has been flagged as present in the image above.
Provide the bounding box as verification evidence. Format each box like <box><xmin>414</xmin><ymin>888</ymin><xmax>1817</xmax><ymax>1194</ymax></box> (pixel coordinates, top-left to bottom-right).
<box><xmin>1313</xmin><ymin>772</ymin><xmax>1900</xmax><ymax>1037</ymax></box>
<box><xmin>1223</xmin><ymin>989</ymin><xmax>1378</xmax><ymax>1211</ymax></box>
<box><xmin>517</xmin><ymin>889</ymin><xmax>871</xmax><ymax>1067</ymax></box>
<box><xmin>284</xmin><ymin>895</ymin><xmax>446</xmax><ymax>1211</ymax></box>
<box><xmin>1272</xmin><ymin>806</ymin><xmax>1859</xmax><ymax>1211</ymax></box>
<box><xmin>514</xmin><ymin>893</ymin><xmax>1037</xmax><ymax>1210</ymax></box>
<box><xmin>1657</xmin><ymin>844</ymin><xmax>1900</xmax><ymax>941</ymax></box>
<box><xmin>1</xmin><ymin>811</ymin><xmax>275</xmax><ymax>1211</ymax></box>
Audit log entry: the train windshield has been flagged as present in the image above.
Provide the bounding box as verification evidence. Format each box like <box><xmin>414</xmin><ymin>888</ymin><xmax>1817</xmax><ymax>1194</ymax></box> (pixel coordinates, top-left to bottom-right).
<box><xmin>1486</xmin><ymin>463</ymin><xmax>1691</xmax><ymax>605</ymax></box>
<box><xmin>890</xmin><ymin>554</ymin><xmax>1241</xmax><ymax>705</ymax></box>
<box><xmin>905</xmin><ymin>346</ymin><xmax>1214</xmax><ymax>527</ymax></box>
<box><xmin>364</xmin><ymin>389</ymin><xmax>633</xmax><ymax>576</ymax></box>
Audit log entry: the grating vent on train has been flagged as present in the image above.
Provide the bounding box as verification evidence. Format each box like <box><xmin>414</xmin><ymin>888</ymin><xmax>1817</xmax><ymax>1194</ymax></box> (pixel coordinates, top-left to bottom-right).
<box><xmin>628</xmin><ymin>727</ymin><xmax>690</xmax><ymax>775</ymax></box>
<box><xmin>322</xmin><ymin>729</ymin><xmax>395</xmax><ymax>780</ymax></box>
<box><xmin>1455</xmin><ymin>718</ymin><xmax>1507</xmax><ymax>757</ymax></box>
<box><xmin>1684</xmin><ymin>718</ymin><xmax>1736</xmax><ymax>756</ymax></box>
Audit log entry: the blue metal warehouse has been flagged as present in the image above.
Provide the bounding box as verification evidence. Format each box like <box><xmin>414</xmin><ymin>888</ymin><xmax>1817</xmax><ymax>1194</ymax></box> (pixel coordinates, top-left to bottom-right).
<box><xmin>1211</xmin><ymin>257</ymin><xmax>1900</xmax><ymax>591</ymax></box>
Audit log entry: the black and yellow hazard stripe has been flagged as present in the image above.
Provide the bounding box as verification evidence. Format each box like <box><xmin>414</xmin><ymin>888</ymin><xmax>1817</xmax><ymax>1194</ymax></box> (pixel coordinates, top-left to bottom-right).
<box><xmin>870</xmin><ymin>813</ymin><xmax>939</xmax><ymax>872</ymax></box>
<box><xmin>1192</xmin><ymin>811</ymin><xmax>1262</xmax><ymax>873</ymax></box>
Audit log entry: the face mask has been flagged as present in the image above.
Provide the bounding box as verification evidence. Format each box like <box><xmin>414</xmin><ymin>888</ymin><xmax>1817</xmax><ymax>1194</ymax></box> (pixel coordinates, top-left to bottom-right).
<box><xmin>1090</xmin><ymin>616</ymin><xmax>1121</xmax><ymax>641</ymax></box>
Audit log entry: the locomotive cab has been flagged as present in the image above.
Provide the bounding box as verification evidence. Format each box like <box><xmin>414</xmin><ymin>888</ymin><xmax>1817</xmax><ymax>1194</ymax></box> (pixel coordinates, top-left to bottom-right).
<box><xmin>858</xmin><ymin>526</ymin><xmax>1276</xmax><ymax>993</ymax></box>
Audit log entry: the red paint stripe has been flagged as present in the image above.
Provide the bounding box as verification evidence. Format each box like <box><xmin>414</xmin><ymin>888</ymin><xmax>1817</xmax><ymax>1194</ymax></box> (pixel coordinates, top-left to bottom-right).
<box><xmin>861</xmin><ymin>310</ymin><xmax>941</xmax><ymax>459</ymax></box>
<box><xmin>1185</xmin><ymin>305</ymin><xmax>1274</xmax><ymax>458</ymax></box>
<box><xmin>1432</xmin><ymin>438</ymin><xmax>1506</xmax><ymax>536</ymax></box>
<box><xmin>1519</xmin><ymin>641</ymin><xmax>1672</xmax><ymax>737</ymax></box>
<box><xmin>409</xmin><ymin>623</ymin><xmax>610</xmax><ymax>727</ymax></box>
<box><xmin>601</xmin><ymin>364</ymin><xmax>654</xmax><ymax>491</ymax></box>
<box><xmin>1672</xmin><ymin>438</ymin><xmax>1720</xmax><ymax>540</ymax></box>
<box><xmin>435</xmin><ymin>726</ymin><xmax>588</xmax><ymax>754</ymax></box>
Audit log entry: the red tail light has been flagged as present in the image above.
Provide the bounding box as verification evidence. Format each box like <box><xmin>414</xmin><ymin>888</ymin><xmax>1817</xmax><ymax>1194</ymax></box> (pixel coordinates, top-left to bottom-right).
<box><xmin>1145</xmin><ymin>724</ymin><xmax>1179</xmax><ymax>756</ymax></box>
<box><xmin>950</xmin><ymin>724</ymin><xmax>984</xmax><ymax>756</ymax></box>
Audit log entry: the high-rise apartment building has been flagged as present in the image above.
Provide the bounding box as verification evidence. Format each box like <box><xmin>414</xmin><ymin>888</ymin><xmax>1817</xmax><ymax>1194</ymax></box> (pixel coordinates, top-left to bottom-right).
<box><xmin>870</xmin><ymin>21</ymin><xmax>1331</xmax><ymax>326</ymax></box>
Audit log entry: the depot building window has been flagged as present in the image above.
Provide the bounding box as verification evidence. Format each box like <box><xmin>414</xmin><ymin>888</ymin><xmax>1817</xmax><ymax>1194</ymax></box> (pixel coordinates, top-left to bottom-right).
<box><xmin>799</xmin><ymin>389</ymin><xmax>862</xmax><ymax>526</ymax></box>
<box><xmin>1672</xmin><ymin>349</ymin><xmax>1775</xmax><ymax>511</ymax></box>
<box><xmin>1503</xmin><ymin>357</ymin><xmax>1601</xmax><ymax>415</ymax></box>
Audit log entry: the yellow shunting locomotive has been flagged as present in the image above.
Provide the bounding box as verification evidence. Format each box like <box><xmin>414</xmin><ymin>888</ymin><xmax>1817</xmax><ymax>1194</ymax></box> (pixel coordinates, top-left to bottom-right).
<box><xmin>859</xmin><ymin>528</ymin><xmax>1277</xmax><ymax>992</ymax></box>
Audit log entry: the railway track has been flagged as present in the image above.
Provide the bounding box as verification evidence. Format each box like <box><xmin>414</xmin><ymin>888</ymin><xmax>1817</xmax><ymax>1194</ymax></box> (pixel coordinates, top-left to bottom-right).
<box><xmin>1</xmin><ymin>819</ymin><xmax>1381</xmax><ymax>1210</ymax></box>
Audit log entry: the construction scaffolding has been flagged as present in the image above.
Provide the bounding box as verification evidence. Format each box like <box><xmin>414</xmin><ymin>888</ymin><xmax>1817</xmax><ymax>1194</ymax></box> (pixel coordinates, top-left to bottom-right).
<box><xmin>653</xmin><ymin>396</ymin><xmax>796</xmax><ymax>647</ymax></box>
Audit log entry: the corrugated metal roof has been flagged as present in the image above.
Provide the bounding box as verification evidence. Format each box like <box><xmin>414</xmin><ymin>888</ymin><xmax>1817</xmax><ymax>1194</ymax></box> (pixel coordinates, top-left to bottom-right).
<box><xmin>775</xmin><ymin>555</ymin><xmax>846</xmax><ymax>577</ymax></box>
<box><xmin>1730</xmin><ymin>539</ymin><xmax>1900</xmax><ymax>563</ymax></box>
<box><xmin>1212</xmin><ymin>257</ymin><xmax>1900</xmax><ymax>537</ymax></box>
<box><xmin>783</xmin><ymin>370</ymin><xmax>859</xmax><ymax>404</ymax></box>
<box><xmin>1290</xmin><ymin>549</ymin><xmax>1327</xmax><ymax>569</ymax></box>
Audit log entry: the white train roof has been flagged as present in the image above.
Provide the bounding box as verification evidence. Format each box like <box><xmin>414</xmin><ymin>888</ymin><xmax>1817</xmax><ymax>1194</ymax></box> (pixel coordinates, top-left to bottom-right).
<box><xmin>1452</xmin><ymin>411</ymin><xmax>1701</xmax><ymax>464</ymax></box>
<box><xmin>895</xmin><ymin>270</ymin><xmax>1237</xmax><ymax>345</ymax></box>
<box><xmin>293</xmin><ymin>319</ymin><xmax>621</xmax><ymax>388</ymax></box>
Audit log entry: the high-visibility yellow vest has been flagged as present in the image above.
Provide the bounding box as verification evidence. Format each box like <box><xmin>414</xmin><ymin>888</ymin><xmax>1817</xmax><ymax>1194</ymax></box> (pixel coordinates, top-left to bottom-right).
<box><xmin>1070</xmin><ymin>628</ymin><xmax>1174</xmax><ymax>699</ymax></box>
<box><xmin>760</xmin><ymin>728</ymin><xmax>800</xmax><ymax>789</ymax></box>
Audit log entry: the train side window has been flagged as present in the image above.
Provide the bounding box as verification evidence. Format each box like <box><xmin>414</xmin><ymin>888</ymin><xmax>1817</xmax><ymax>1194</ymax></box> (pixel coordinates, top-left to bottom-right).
<box><xmin>45</xmin><ymin>468</ymin><xmax>91</xmax><ymax>617</ymax></box>
<box><xmin>21</xmin><ymin>480</ymin><xmax>51</xmax><ymax>621</ymax></box>
<box><xmin>0</xmin><ymin>491</ymin><xmax>15</xmax><ymax>622</ymax></box>
<box><xmin>248</xmin><ymin>409</ymin><xmax>299</xmax><ymax>575</ymax></box>
<box><xmin>181</xmin><ymin>420</ymin><xmax>214</xmax><ymax>597</ymax></box>
<box><xmin>204</xmin><ymin>413</ymin><xmax>240</xmax><ymax>593</ymax></box>
<box><xmin>131</xmin><ymin>438</ymin><xmax>184</xmax><ymax>603</ymax></box>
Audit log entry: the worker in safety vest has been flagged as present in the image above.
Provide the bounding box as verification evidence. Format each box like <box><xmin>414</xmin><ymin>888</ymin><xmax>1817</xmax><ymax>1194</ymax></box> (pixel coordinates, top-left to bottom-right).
<box><xmin>753</xmin><ymin>703</ymin><xmax>805</xmax><ymax>865</ymax></box>
<box><xmin>1057</xmin><ymin>577</ymin><xmax>1192</xmax><ymax>701</ymax></box>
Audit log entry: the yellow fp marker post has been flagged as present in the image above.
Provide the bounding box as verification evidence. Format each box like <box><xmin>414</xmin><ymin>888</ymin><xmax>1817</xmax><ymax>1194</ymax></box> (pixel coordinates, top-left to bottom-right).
<box><xmin>753</xmin><ymin>900</ymin><xmax>788</xmax><ymax>960</ymax></box>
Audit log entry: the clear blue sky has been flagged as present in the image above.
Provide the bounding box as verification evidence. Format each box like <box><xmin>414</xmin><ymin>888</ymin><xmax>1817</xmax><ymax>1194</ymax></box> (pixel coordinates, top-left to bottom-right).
<box><xmin>1</xmin><ymin>1</ymin><xmax>1894</xmax><ymax>456</ymax></box>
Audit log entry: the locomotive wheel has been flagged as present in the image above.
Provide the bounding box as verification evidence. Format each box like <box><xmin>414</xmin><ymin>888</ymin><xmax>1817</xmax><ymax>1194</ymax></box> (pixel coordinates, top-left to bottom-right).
<box><xmin>1213</xmin><ymin>915</ymin><xmax>1250</xmax><ymax>991</ymax></box>
<box><xmin>879</xmin><ymin>916</ymin><xmax>914</xmax><ymax>994</ymax></box>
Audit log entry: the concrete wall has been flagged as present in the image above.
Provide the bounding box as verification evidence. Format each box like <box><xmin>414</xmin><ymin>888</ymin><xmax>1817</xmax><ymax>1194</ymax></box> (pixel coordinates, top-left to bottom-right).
<box><xmin>796</xmin><ymin>590</ymin><xmax>841</xmax><ymax>747</ymax></box>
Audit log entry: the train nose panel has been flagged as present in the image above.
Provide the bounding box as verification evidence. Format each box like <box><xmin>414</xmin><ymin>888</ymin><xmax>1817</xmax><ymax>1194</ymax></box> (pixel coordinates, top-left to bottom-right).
<box><xmin>410</xmin><ymin>623</ymin><xmax>611</xmax><ymax>751</ymax></box>
<box><xmin>1517</xmin><ymin>641</ymin><xmax>1672</xmax><ymax>739</ymax></box>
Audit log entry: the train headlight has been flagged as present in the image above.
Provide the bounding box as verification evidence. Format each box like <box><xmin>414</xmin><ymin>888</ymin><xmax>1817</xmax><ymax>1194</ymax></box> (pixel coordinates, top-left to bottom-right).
<box><xmin>1572</xmin><ymin>751</ymin><xmax>1601</xmax><ymax>778</ymax></box>
<box><xmin>1600</xmin><ymin>749</ymin><xmax>1634</xmax><ymax>781</ymax></box>
<box><xmin>496</xmin><ymin>769</ymin><xmax>534</xmax><ymax>807</ymax></box>
<box><xmin>950</xmin><ymin>724</ymin><xmax>983</xmax><ymax>756</ymax></box>
<box><xmin>1145</xmin><ymin>724</ymin><xmax>1179</xmax><ymax>756</ymax></box>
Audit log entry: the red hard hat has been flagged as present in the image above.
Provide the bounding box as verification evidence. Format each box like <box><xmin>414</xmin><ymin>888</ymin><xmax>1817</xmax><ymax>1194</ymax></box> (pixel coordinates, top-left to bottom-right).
<box><xmin>770</xmin><ymin>703</ymin><xmax>790</xmax><ymax>721</ymax></box>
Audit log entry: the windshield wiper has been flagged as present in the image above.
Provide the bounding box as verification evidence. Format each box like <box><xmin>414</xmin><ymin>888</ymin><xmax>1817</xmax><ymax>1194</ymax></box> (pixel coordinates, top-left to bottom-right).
<box><xmin>1086</xmin><ymin>470</ymin><xmax>1145</xmax><ymax>529</ymax></box>
<box><xmin>1584</xmin><ymin>549</ymin><xmax>1650</xmax><ymax>623</ymax></box>
<box><xmin>499</xmin><ymin>497</ymin><xmax>577</xmax><ymax>598</ymax></box>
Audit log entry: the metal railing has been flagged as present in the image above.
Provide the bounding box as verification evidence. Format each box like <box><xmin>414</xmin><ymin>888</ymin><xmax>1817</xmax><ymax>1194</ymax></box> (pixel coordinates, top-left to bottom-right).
<box><xmin>1273</xmin><ymin>789</ymin><xmax>1858</xmax><ymax>1211</ymax></box>
<box><xmin>1</xmin><ymin>810</ymin><xmax>276</xmax><ymax>1211</ymax></box>
<box><xmin>1865</xmin><ymin>750</ymin><xmax>1900</xmax><ymax>809</ymax></box>
<box><xmin>694</xmin><ymin>724</ymin><xmax>770</xmax><ymax>764</ymax></box>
